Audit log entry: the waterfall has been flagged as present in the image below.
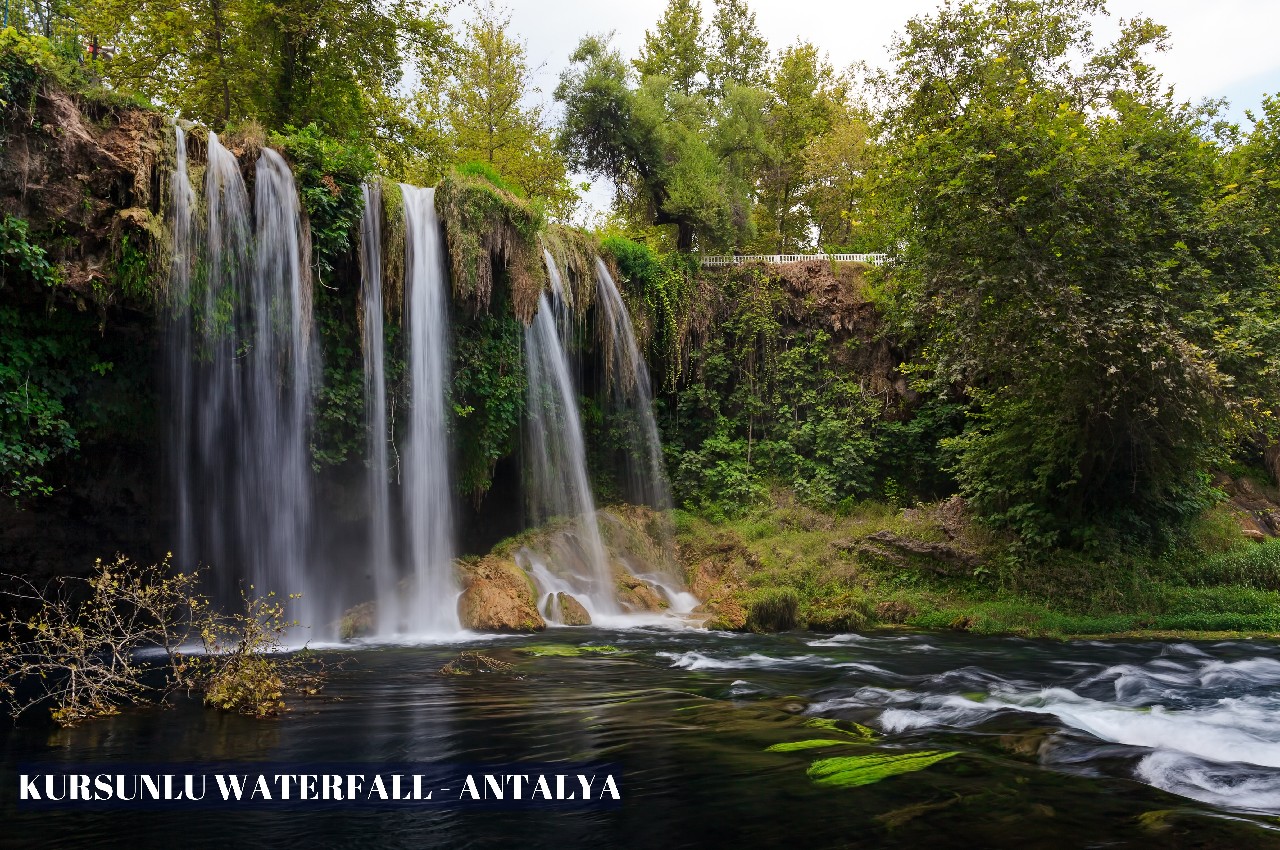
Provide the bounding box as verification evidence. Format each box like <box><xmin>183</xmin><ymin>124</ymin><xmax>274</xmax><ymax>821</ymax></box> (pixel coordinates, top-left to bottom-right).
<box><xmin>594</xmin><ymin>258</ymin><xmax>673</xmax><ymax>513</ymax></box>
<box><xmin>247</xmin><ymin>148</ymin><xmax>317</xmax><ymax>627</ymax></box>
<box><xmin>359</xmin><ymin>182</ymin><xmax>398</xmax><ymax>634</ymax></box>
<box><xmin>524</xmin><ymin>281</ymin><xmax>616</xmax><ymax>613</ymax></box>
<box><xmin>399</xmin><ymin>185</ymin><xmax>459</xmax><ymax>635</ymax></box>
<box><xmin>167</xmin><ymin>125</ymin><xmax>196</xmax><ymax>568</ymax></box>
<box><xmin>168</xmin><ymin>132</ymin><xmax>322</xmax><ymax>635</ymax></box>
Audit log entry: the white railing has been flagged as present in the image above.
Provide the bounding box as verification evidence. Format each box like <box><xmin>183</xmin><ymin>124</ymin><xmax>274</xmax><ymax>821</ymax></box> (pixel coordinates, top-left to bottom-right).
<box><xmin>700</xmin><ymin>252</ymin><xmax>889</xmax><ymax>267</ymax></box>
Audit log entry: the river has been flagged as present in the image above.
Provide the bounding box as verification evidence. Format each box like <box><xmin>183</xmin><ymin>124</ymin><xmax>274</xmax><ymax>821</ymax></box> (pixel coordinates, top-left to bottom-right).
<box><xmin>4</xmin><ymin>628</ymin><xmax>1279</xmax><ymax>848</ymax></box>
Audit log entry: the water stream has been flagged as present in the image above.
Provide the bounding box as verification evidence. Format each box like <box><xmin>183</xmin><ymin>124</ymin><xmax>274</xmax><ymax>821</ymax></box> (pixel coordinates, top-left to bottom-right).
<box><xmin>6</xmin><ymin>631</ymin><xmax>1280</xmax><ymax>848</ymax></box>
<box><xmin>169</xmin><ymin>132</ymin><xmax>321</xmax><ymax>633</ymax></box>
<box><xmin>359</xmin><ymin>182</ymin><xmax>397</xmax><ymax>634</ymax></box>
<box><xmin>399</xmin><ymin>185</ymin><xmax>459</xmax><ymax>636</ymax></box>
<box><xmin>523</xmin><ymin>289</ymin><xmax>616</xmax><ymax>615</ymax></box>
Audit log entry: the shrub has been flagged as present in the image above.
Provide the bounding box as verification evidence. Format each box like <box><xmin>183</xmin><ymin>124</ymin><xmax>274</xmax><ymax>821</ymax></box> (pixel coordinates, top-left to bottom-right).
<box><xmin>746</xmin><ymin>587</ymin><xmax>799</xmax><ymax>632</ymax></box>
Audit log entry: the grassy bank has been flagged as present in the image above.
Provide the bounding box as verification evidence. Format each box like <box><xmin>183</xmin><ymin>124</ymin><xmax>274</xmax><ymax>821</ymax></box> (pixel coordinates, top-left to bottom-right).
<box><xmin>676</xmin><ymin>490</ymin><xmax>1280</xmax><ymax>640</ymax></box>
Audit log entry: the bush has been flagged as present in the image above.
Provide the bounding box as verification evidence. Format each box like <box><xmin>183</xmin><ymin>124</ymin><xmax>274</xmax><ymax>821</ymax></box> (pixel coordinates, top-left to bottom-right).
<box><xmin>746</xmin><ymin>587</ymin><xmax>799</xmax><ymax>632</ymax></box>
<box><xmin>0</xmin><ymin>556</ymin><xmax>327</xmax><ymax>725</ymax></box>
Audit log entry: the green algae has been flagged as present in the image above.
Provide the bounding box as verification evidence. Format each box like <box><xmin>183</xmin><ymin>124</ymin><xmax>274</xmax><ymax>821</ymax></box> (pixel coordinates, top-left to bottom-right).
<box><xmin>806</xmin><ymin>750</ymin><xmax>960</xmax><ymax>788</ymax></box>
<box><xmin>765</xmin><ymin>738</ymin><xmax>860</xmax><ymax>752</ymax></box>
<box><xmin>517</xmin><ymin>644</ymin><xmax>621</xmax><ymax>657</ymax></box>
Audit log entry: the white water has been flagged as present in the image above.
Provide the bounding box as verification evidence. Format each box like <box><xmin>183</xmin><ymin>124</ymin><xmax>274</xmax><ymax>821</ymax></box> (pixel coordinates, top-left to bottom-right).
<box><xmin>594</xmin><ymin>257</ymin><xmax>672</xmax><ymax>513</ymax></box>
<box><xmin>169</xmin><ymin>133</ymin><xmax>321</xmax><ymax>635</ymax></box>
<box><xmin>860</xmin><ymin>649</ymin><xmax>1280</xmax><ymax>814</ymax></box>
<box><xmin>359</xmin><ymin>182</ymin><xmax>398</xmax><ymax>634</ymax></box>
<box><xmin>399</xmin><ymin>185</ymin><xmax>459</xmax><ymax>635</ymax></box>
<box><xmin>249</xmin><ymin>148</ymin><xmax>318</xmax><ymax>628</ymax></box>
<box><xmin>166</xmin><ymin>125</ymin><xmax>196</xmax><ymax>567</ymax></box>
<box><xmin>524</xmin><ymin>287</ymin><xmax>617</xmax><ymax>613</ymax></box>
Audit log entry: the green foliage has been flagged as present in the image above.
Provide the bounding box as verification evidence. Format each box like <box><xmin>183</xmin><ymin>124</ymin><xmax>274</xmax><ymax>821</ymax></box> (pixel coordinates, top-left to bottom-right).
<box><xmin>0</xmin><ymin>306</ymin><xmax>79</xmax><ymax>500</ymax></box>
<box><xmin>444</xmin><ymin>9</ymin><xmax>575</xmax><ymax>217</ymax></box>
<box><xmin>0</xmin><ymin>27</ymin><xmax>79</xmax><ymax>111</ymax></box>
<box><xmin>557</xmin><ymin>34</ymin><xmax>766</xmax><ymax>251</ymax></box>
<box><xmin>877</xmin><ymin>0</ymin><xmax>1276</xmax><ymax>550</ymax></box>
<box><xmin>0</xmin><ymin>214</ymin><xmax>145</xmax><ymax>501</ymax></box>
<box><xmin>451</xmin><ymin>308</ymin><xmax>525</xmax><ymax>499</ymax></box>
<box><xmin>436</xmin><ymin>165</ymin><xmax>545</xmax><ymax>318</ymax></box>
<box><xmin>1185</xmin><ymin>539</ymin><xmax>1280</xmax><ymax>591</ymax></box>
<box><xmin>746</xmin><ymin>586</ymin><xmax>799</xmax><ymax>632</ymax></box>
<box><xmin>273</xmin><ymin>125</ymin><xmax>374</xmax><ymax>469</ymax></box>
<box><xmin>75</xmin><ymin>0</ymin><xmax>447</xmax><ymax>144</ymax></box>
<box><xmin>600</xmin><ymin>235</ymin><xmax>691</xmax><ymax>383</ymax></box>
<box><xmin>633</xmin><ymin>0</ymin><xmax>707</xmax><ymax>95</ymax></box>
<box><xmin>659</xmin><ymin>268</ymin><xmax>886</xmax><ymax>516</ymax></box>
<box><xmin>310</xmin><ymin>284</ymin><xmax>365</xmax><ymax>468</ymax></box>
<box><xmin>0</xmin><ymin>214</ymin><xmax>60</xmax><ymax>287</ymax></box>
<box><xmin>186</xmin><ymin>588</ymin><xmax>324</xmax><ymax>718</ymax></box>
<box><xmin>112</xmin><ymin>232</ymin><xmax>151</xmax><ymax>301</ymax></box>
<box><xmin>271</xmin><ymin>124</ymin><xmax>375</xmax><ymax>279</ymax></box>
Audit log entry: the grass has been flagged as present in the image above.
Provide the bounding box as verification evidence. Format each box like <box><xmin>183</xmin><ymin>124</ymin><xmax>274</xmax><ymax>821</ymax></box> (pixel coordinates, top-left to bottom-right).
<box><xmin>678</xmin><ymin>490</ymin><xmax>1280</xmax><ymax>640</ymax></box>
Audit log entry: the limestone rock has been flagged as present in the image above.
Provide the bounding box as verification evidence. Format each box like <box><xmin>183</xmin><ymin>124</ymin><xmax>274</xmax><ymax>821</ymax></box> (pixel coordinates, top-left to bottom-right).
<box><xmin>457</xmin><ymin>556</ymin><xmax>546</xmax><ymax>632</ymax></box>
<box><xmin>555</xmin><ymin>592</ymin><xmax>592</xmax><ymax>625</ymax></box>
<box><xmin>617</xmin><ymin>573</ymin><xmax>664</xmax><ymax>612</ymax></box>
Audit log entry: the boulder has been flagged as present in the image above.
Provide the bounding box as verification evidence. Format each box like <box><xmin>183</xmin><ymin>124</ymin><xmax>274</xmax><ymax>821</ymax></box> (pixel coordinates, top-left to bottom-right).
<box><xmin>555</xmin><ymin>592</ymin><xmax>592</xmax><ymax>625</ymax></box>
<box><xmin>457</xmin><ymin>556</ymin><xmax>546</xmax><ymax>632</ymax></box>
<box><xmin>617</xmin><ymin>573</ymin><xmax>665</xmax><ymax>612</ymax></box>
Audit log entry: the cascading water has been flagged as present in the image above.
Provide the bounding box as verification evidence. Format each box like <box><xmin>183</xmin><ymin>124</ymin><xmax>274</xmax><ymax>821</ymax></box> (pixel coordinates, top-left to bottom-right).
<box><xmin>594</xmin><ymin>257</ymin><xmax>673</xmax><ymax>514</ymax></box>
<box><xmin>247</xmin><ymin>147</ymin><xmax>318</xmax><ymax>628</ymax></box>
<box><xmin>166</xmin><ymin>125</ymin><xmax>196</xmax><ymax>566</ymax></box>
<box><xmin>359</xmin><ymin>182</ymin><xmax>398</xmax><ymax>634</ymax></box>
<box><xmin>169</xmin><ymin>132</ymin><xmax>322</xmax><ymax>635</ymax></box>
<box><xmin>523</xmin><ymin>278</ymin><xmax>616</xmax><ymax>615</ymax></box>
<box><xmin>399</xmin><ymin>185</ymin><xmax>459</xmax><ymax>635</ymax></box>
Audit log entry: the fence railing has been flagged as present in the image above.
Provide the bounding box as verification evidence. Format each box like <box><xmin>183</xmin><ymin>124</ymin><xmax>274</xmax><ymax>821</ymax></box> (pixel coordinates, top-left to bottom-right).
<box><xmin>700</xmin><ymin>252</ymin><xmax>889</xmax><ymax>267</ymax></box>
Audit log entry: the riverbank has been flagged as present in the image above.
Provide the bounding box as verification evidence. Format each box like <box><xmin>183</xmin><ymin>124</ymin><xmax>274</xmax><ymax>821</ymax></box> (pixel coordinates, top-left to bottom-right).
<box><xmin>678</xmin><ymin>482</ymin><xmax>1280</xmax><ymax>641</ymax></box>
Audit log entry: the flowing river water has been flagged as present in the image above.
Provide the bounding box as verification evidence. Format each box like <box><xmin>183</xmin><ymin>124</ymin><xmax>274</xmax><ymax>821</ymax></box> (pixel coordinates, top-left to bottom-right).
<box><xmin>4</xmin><ymin>629</ymin><xmax>1280</xmax><ymax>848</ymax></box>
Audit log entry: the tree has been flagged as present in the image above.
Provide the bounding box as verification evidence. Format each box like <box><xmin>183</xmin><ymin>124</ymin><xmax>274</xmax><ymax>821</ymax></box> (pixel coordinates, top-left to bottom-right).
<box><xmin>557</xmin><ymin>35</ymin><xmax>764</xmax><ymax>252</ymax></box>
<box><xmin>877</xmin><ymin>0</ymin><xmax>1279</xmax><ymax>549</ymax></box>
<box><xmin>444</xmin><ymin>6</ymin><xmax>573</xmax><ymax>214</ymax></box>
<box><xmin>801</xmin><ymin>101</ymin><xmax>873</xmax><ymax>250</ymax></box>
<box><xmin>755</xmin><ymin>42</ymin><xmax>843</xmax><ymax>252</ymax></box>
<box><xmin>633</xmin><ymin>0</ymin><xmax>707</xmax><ymax>95</ymax></box>
<box><xmin>73</xmin><ymin>0</ymin><xmax>447</xmax><ymax>138</ymax></box>
<box><xmin>707</xmin><ymin>0</ymin><xmax>769</xmax><ymax>94</ymax></box>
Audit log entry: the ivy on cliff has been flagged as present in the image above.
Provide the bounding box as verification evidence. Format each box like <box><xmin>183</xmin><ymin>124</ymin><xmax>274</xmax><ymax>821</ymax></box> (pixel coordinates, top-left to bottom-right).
<box><xmin>271</xmin><ymin>125</ymin><xmax>376</xmax><ymax>469</ymax></box>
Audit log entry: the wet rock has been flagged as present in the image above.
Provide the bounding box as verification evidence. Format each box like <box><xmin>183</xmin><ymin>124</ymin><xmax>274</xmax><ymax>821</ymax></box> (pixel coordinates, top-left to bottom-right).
<box><xmin>555</xmin><ymin>592</ymin><xmax>591</xmax><ymax>625</ymax></box>
<box><xmin>617</xmin><ymin>573</ymin><xmax>664</xmax><ymax>612</ymax></box>
<box><xmin>457</xmin><ymin>556</ymin><xmax>546</xmax><ymax>632</ymax></box>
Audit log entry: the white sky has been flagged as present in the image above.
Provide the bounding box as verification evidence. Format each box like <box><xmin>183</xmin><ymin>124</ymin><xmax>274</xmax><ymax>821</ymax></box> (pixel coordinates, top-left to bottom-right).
<box><xmin>452</xmin><ymin>0</ymin><xmax>1280</xmax><ymax>218</ymax></box>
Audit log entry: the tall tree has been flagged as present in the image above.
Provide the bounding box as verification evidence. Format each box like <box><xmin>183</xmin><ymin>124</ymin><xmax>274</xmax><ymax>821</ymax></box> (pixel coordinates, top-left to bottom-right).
<box><xmin>633</xmin><ymin>0</ymin><xmax>707</xmax><ymax>95</ymax></box>
<box><xmin>707</xmin><ymin>0</ymin><xmax>769</xmax><ymax>93</ymax></box>
<box><xmin>877</xmin><ymin>0</ymin><xmax>1280</xmax><ymax>548</ymax></box>
<box><xmin>558</xmin><ymin>35</ymin><xmax>763</xmax><ymax>251</ymax></box>
<box><xmin>755</xmin><ymin>42</ymin><xmax>843</xmax><ymax>252</ymax></box>
<box><xmin>444</xmin><ymin>6</ymin><xmax>572</xmax><ymax>213</ymax></box>
<box><xmin>801</xmin><ymin>101</ymin><xmax>873</xmax><ymax>250</ymax></box>
<box><xmin>74</xmin><ymin>0</ymin><xmax>446</xmax><ymax>137</ymax></box>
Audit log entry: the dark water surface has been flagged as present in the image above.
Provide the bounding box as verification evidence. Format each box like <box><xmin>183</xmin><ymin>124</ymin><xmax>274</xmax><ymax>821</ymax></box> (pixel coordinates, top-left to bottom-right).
<box><xmin>4</xmin><ymin>628</ymin><xmax>1280</xmax><ymax>849</ymax></box>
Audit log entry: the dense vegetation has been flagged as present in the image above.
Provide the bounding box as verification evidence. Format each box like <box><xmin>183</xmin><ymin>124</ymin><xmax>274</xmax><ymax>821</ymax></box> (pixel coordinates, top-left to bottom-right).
<box><xmin>3</xmin><ymin>0</ymin><xmax>1280</xmax><ymax>639</ymax></box>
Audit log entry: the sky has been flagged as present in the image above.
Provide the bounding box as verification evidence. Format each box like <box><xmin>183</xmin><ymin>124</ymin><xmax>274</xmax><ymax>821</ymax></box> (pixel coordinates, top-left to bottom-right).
<box><xmin>450</xmin><ymin>0</ymin><xmax>1280</xmax><ymax>218</ymax></box>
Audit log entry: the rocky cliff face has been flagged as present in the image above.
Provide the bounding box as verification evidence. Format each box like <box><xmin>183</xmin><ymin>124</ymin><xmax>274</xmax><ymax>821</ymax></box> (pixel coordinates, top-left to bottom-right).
<box><xmin>1</xmin><ymin>77</ymin><xmax>169</xmax><ymax>586</ymax></box>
